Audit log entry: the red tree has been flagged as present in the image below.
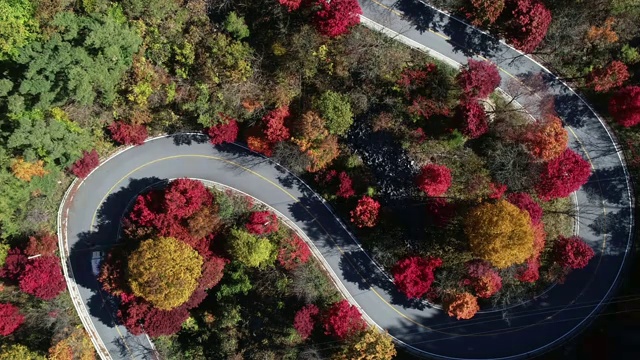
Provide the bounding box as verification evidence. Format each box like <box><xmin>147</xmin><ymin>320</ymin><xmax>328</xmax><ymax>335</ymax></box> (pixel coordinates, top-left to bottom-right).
<box><xmin>504</xmin><ymin>0</ymin><xmax>552</xmax><ymax>53</ymax></box>
<box><xmin>207</xmin><ymin>118</ymin><xmax>239</xmax><ymax>145</ymax></box>
<box><xmin>144</xmin><ymin>306</ymin><xmax>190</xmax><ymax>337</ymax></box>
<box><xmin>516</xmin><ymin>257</ymin><xmax>540</xmax><ymax>283</ymax></box>
<box><xmin>198</xmin><ymin>255</ymin><xmax>227</xmax><ymax>290</ymax></box>
<box><xmin>416</xmin><ymin>164</ymin><xmax>452</xmax><ymax>196</ymax></box>
<box><xmin>117</xmin><ymin>295</ymin><xmax>150</xmax><ymax>335</ymax></box>
<box><xmin>0</xmin><ymin>249</ymin><xmax>27</xmax><ymax>281</ymax></box>
<box><xmin>108</xmin><ymin>121</ymin><xmax>148</xmax><ymax>145</ymax></box>
<box><xmin>263</xmin><ymin>106</ymin><xmax>291</xmax><ymax>143</ymax></box>
<box><xmin>24</xmin><ymin>233</ymin><xmax>58</xmax><ymax>257</ymax></box>
<box><xmin>523</xmin><ymin>116</ymin><xmax>568</xmax><ymax>161</ymax></box>
<box><xmin>70</xmin><ymin>149</ymin><xmax>100</xmax><ymax>178</ymax></box>
<box><xmin>553</xmin><ymin>236</ymin><xmax>595</xmax><ymax>270</ymax></box>
<box><xmin>314</xmin><ymin>0</ymin><xmax>362</xmax><ymax>38</ymax></box>
<box><xmin>531</xmin><ymin>222</ymin><xmax>546</xmax><ymax>257</ymax></box>
<box><xmin>350</xmin><ymin>196</ymin><xmax>380</xmax><ymax>228</ymax></box>
<box><xmin>336</xmin><ymin>172</ymin><xmax>356</xmax><ymax>198</ymax></box>
<box><xmin>609</xmin><ymin>86</ymin><xmax>640</xmax><ymax>127</ymax></box>
<box><xmin>456</xmin><ymin>59</ymin><xmax>501</xmax><ymax>100</ymax></box>
<box><xmin>162</xmin><ymin>179</ymin><xmax>212</xmax><ymax>220</ymax></box>
<box><xmin>294</xmin><ymin>304</ymin><xmax>320</xmax><ymax>339</ymax></box>
<box><xmin>535</xmin><ymin>149</ymin><xmax>592</xmax><ymax>201</ymax></box>
<box><xmin>506</xmin><ymin>192</ymin><xmax>542</xmax><ymax>225</ymax></box>
<box><xmin>323</xmin><ymin>300</ymin><xmax>366</xmax><ymax>340</ymax></box>
<box><xmin>586</xmin><ymin>61</ymin><xmax>629</xmax><ymax>93</ymax></box>
<box><xmin>489</xmin><ymin>183</ymin><xmax>507</xmax><ymax>199</ymax></box>
<box><xmin>279</xmin><ymin>0</ymin><xmax>302</xmax><ymax>12</ymax></box>
<box><xmin>463</xmin><ymin>260</ymin><xmax>502</xmax><ymax>298</ymax></box>
<box><xmin>245</xmin><ymin>211</ymin><xmax>279</xmax><ymax>235</ymax></box>
<box><xmin>278</xmin><ymin>234</ymin><xmax>312</xmax><ymax>270</ymax></box>
<box><xmin>456</xmin><ymin>101</ymin><xmax>488</xmax><ymax>138</ymax></box>
<box><xmin>19</xmin><ymin>256</ymin><xmax>66</xmax><ymax>300</ymax></box>
<box><xmin>392</xmin><ymin>256</ymin><xmax>443</xmax><ymax>299</ymax></box>
<box><xmin>0</xmin><ymin>303</ymin><xmax>25</xmax><ymax>336</ymax></box>
<box><xmin>247</xmin><ymin>135</ymin><xmax>274</xmax><ymax>157</ymax></box>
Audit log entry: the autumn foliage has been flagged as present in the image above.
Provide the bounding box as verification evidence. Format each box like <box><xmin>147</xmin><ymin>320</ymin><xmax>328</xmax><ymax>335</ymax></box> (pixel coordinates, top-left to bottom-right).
<box><xmin>553</xmin><ymin>236</ymin><xmax>595</xmax><ymax>270</ymax></box>
<box><xmin>466</xmin><ymin>0</ymin><xmax>505</xmax><ymax>26</ymax></box>
<box><xmin>294</xmin><ymin>304</ymin><xmax>319</xmax><ymax>339</ymax></box>
<box><xmin>263</xmin><ymin>106</ymin><xmax>291</xmax><ymax>143</ymax></box>
<box><xmin>465</xmin><ymin>200</ymin><xmax>535</xmax><ymax>268</ymax></box>
<box><xmin>247</xmin><ymin>135</ymin><xmax>274</xmax><ymax>157</ymax></box>
<box><xmin>445</xmin><ymin>292</ymin><xmax>480</xmax><ymax>320</ymax></box>
<box><xmin>456</xmin><ymin>59</ymin><xmax>501</xmax><ymax>100</ymax></box>
<box><xmin>504</xmin><ymin>0</ymin><xmax>552</xmax><ymax>53</ymax></box>
<box><xmin>456</xmin><ymin>101</ymin><xmax>488</xmax><ymax>138</ymax></box>
<box><xmin>48</xmin><ymin>327</ymin><xmax>95</xmax><ymax>360</ymax></box>
<box><xmin>350</xmin><ymin>196</ymin><xmax>380</xmax><ymax>228</ymax></box>
<box><xmin>69</xmin><ymin>149</ymin><xmax>99</xmax><ymax>178</ymax></box>
<box><xmin>334</xmin><ymin>328</ymin><xmax>397</xmax><ymax>360</ymax></box>
<box><xmin>245</xmin><ymin>211</ymin><xmax>279</xmax><ymax>235</ymax></box>
<box><xmin>108</xmin><ymin>121</ymin><xmax>148</xmax><ymax>145</ymax></box>
<box><xmin>463</xmin><ymin>260</ymin><xmax>502</xmax><ymax>298</ymax></box>
<box><xmin>523</xmin><ymin>116</ymin><xmax>568</xmax><ymax>161</ymax></box>
<box><xmin>507</xmin><ymin>192</ymin><xmax>542</xmax><ymax>225</ymax></box>
<box><xmin>609</xmin><ymin>86</ymin><xmax>640</xmax><ymax>127</ymax></box>
<box><xmin>516</xmin><ymin>257</ymin><xmax>540</xmax><ymax>283</ymax></box>
<box><xmin>24</xmin><ymin>233</ymin><xmax>58</xmax><ymax>257</ymax></box>
<box><xmin>535</xmin><ymin>149</ymin><xmax>592</xmax><ymax>201</ymax></box>
<box><xmin>392</xmin><ymin>256</ymin><xmax>443</xmax><ymax>299</ymax></box>
<box><xmin>323</xmin><ymin>300</ymin><xmax>366</xmax><ymax>340</ymax></box>
<box><xmin>11</xmin><ymin>158</ymin><xmax>48</xmax><ymax>182</ymax></box>
<box><xmin>416</xmin><ymin>164</ymin><xmax>452</xmax><ymax>196</ymax></box>
<box><xmin>207</xmin><ymin>118</ymin><xmax>239</xmax><ymax>145</ymax></box>
<box><xmin>0</xmin><ymin>303</ymin><xmax>24</xmax><ymax>336</ymax></box>
<box><xmin>315</xmin><ymin>170</ymin><xmax>355</xmax><ymax>198</ymax></box>
<box><xmin>314</xmin><ymin>0</ymin><xmax>362</xmax><ymax>38</ymax></box>
<box><xmin>586</xmin><ymin>61</ymin><xmax>629</xmax><ymax>93</ymax></box>
<box><xmin>279</xmin><ymin>0</ymin><xmax>302</xmax><ymax>12</ymax></box>
<box><xmin>278</xmin><ymin>235</ymin><xmax>311</xmax><ymax>270</ymax></box>
<box><xmin>19</xmin><ymin>256</ymin><xmax>66</xmax><ymax>300</ymax></box>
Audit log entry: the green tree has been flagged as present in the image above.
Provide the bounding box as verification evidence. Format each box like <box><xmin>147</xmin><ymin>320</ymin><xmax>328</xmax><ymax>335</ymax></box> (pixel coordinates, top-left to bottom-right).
<box><xmin>464</xmin><ymin>200</ymin><xmax>535</xmax><ymax>268</ymax></box>
<box><xmin>216</xmin><ymin>262</ymin><xmax>252</xmax><ymax>300</ymax></box>
<box><xmin>228</xmin><ymin>229</ymin><xmax>276</xmax><ymax>268</ymax></box>
<box><xmin>2</xmin><ymin>11</ymin><xmax>141</xmax><ymax>110</ymax></box>
<box><xmin>224</xmin><ymin>12</ymin><xmax>249</xmax><ymax>40</ymax></box>
<box><xmin>0</xmin><ymin>344</ymin><xmax>45</xmax><ymax>360</ymax></box>
<box><xmin>314</xmin><ymin>90</ymin><xmax>354</xmax><ymax>135</ymax></box>
<box><xmin>128</xmin><ymin>237</ymin><xmax>203</xmax><ymax>310</ymax></box>
<box><xmin>0</xmin><ymin>0</ymin><xmax>38</xmax><ymax>60</ymax></box>
<box><xmin>0</xmin><ymin>243</ymin><xmax>9</xmax><ymax>267</ymax></box>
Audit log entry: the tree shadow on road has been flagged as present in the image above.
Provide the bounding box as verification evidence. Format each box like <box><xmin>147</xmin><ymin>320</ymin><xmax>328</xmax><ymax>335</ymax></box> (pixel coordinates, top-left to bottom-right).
<box><xmin>171</xmin><ymin>132</ymin><xmax>208</xmax><ymax>146</ymax></box>
<box><xmin>582</xmin><ymin>166</ymin><xmax>629</xmax><ymax>206</ymax></box>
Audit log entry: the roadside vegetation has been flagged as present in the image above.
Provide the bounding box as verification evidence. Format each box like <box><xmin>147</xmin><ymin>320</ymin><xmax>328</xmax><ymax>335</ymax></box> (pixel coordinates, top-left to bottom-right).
<box><xmin>0</xmin><ymin>0</ymin><xmax>636</xmax><ymax>358</ymax></box>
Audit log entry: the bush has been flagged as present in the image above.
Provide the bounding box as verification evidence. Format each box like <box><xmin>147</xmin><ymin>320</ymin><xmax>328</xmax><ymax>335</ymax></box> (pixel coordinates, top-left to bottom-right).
<box><xmin>445</xmin><ymin>292</ymin><xmax>480</xmax><ymax>320</ymax></box>
<box><xmin>69</xmin><ymin>149</ymin><xmax>100</xmax><ymax>178</ymax></box>
<box><xmin>516</xmin><ymin>257</ymin><xmax>540</xmax><ymax>282</ymax></box>
<box><xmin>392</xmin><ymin>256</ymin><xmax>443</xmax><ymax>299</ymax></box>
<box><xmin>294</xmin><ymin>304</ymin><xmax>320</xmax><ymax>339</ymax></box>
<box><xmin>108</xmin><ymin>121</ymin><xmax>148</xmax><ymax>145</ymax></box>
<box><xmin>350</xmin><ymin>196</ymin><xmax>380</xmax><ymax>228</ymax></box>
<box><xmin>416</xmin><ymin>164</ymin><xmax>452</xmax><ymax>196</ymax></box>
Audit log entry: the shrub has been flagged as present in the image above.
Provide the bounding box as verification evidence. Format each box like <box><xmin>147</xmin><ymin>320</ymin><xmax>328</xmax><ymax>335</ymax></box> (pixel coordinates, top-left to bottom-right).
<box><xmin>445</xmin><ymin>292</ymin><xmax>480</xmax><ymax>320</ymax></box>
<box><xmin>127</xmin><ymin>237</ymin><xmax>203</xmax><ymax>310</ymax></box>
<box><xmin>278</xmin><ymin>234</ymin><xmax>312</xmax><ymax>271</ymax></box>
<box><xmin>516</xmin><ymin>257</ymin><xmax>540</xmax><ymax>282</ymax></box>
<box><xmin>465</xmin><ymin>200</ymin><xmax>535</xmax><ymax>268</ymax></box>
<box><xmin>350</xmin><ymin>196</ymin><xmax>381</xmax><ymax>228</ymax></box>
<box><xmin>294</xmin><ymin>304</ymin><xmax>320</xmax><ymax>339</ymax></box>
<box><xmin>609</xmin><ymin>85</ymin><xmax>640</xmax><ymax>127</ymax></box>
<box><xmin>535</xmin><ymin>149</ymin><xmax>592</xmax><ymax>201</ymax></box>
<box><xmin>19</xmin><ymin>256</ymin><xmax>66</xmax><ymax>300</ymax></box>
<box><xmin>245</xmin><ymin>211</ymin><xmax>279</xmax><ymax>235</ymax></box>
<box><xmin>108</xmin><ymin>121</ymin><xmax>148</xmax><ymax>145</ymax></box>
<box><xmin>336</xmin><ymin>172</ymin><xmax>356</xmax><ymax>198</ymax></box>
<box><xmin>0</xmin><ymin>303</ymin><xmax>24</xmax><ymax>336</ymax></box>
<box><xmin>69</xmin><ymin>149</ymin><xmax>99</xmax><ymax>178</ymax></box>
<box><xmin>392</xmin><ymin>256</ymin><xmax>443</xmax><ymax>299</ymax></box>
<box><xmin>416</xmin><ymin>164</ymin><xmax>452</xmax><ymax>196</ymax></box>
<box><xmin>463</xmin><ymin>260</ymin><xmax>502</xmax><ymax>298</ymax></box>
<box><xmin>456</xmin><ymin>59</ymin><xmax>501</xmax><ymax>100</ymax></box>
<box><xmin>207</xmin><ymin>118</ymin><xmax>239</xmax><ymax>145</ymax></box>
<box><xmin>323</xmin><ymin>300</ymin><xmax>366</xmax><ymax>340</ymax></box>
<box><xmin>507</xmin><ymin>192</ymin><xmax>543</xmax><ymax>225</ymax></box>
<box><xmin>314</xmin><ymin>0</ymin><xmax>362</xmax><ymax>38</ymax></box>
<box><xmin>586</xmin><ymin>61</ymin><xmax>629</xmax><ymax>92</ymax></box>
<box><xmin>553</xmin><ymin>236</ymin><xmax>595</xmax><ymax>270</ymax></box>
<box><xmin>314</xmin><ymin>90</ymin><xmax>354</xmax><ymax>135</ymax></box>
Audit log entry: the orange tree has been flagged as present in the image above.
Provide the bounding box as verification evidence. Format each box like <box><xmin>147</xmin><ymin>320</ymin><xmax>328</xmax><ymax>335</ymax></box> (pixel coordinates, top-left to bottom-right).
<box><xmin>127</xmin><ymin>237</ymin><xmax>203</xmax><ymax>310</ymax></box>
<box><xmin>464</xmin><ymin>200</ymin><xmax>534</xmax><ymax>268</ymax></box>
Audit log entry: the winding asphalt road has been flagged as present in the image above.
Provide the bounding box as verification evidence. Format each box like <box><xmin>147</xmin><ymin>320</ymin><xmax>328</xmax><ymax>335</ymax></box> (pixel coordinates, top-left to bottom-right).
<box><xmin>59</xmin><ymin>1</ymin><xmax>634</xmax><ymax>359</ymax></box>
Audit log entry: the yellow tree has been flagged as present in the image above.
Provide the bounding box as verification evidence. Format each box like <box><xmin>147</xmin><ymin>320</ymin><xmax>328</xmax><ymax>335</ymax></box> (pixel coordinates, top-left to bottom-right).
<box><xmin>464</xmin><ymin>200</ymin><xmax>534</xmax><ymax>268</ymax></box>
<box><xmin>228</xmin><ymin>229</ymin><xmax>276</xmax><ymax>268</ymax></box>
<box><xmin>0</xmin><ymin>344</ymin><xmax>45</xmax><ymax>360</ymax></box>
<box><xmin>48</xmin><ymin>327</ymin><xmax>96</xmax><ymax>360</ymax></box>
<box><xmin>127</xmin><ymin>237</ymin><xmax>203</xmax><ymax>310</ymax></box>
<box><xmin>11</xmin><ymin>158</ymin><xmax>49</xmax><ymax>181</ymax></box>
<box><xmin>445</xmin><ymin>292</ymin><xmax>480</xmax><ymax>320</ymax></box>
<box><xmin>333</xmin><ymin>328</ymin><xmax>397</xmax><ymax>360</ymax></box>
<box><xmin>292</xmin><ymin>111</ymin><xmax>328</xmax><ymax>151</ymax></box>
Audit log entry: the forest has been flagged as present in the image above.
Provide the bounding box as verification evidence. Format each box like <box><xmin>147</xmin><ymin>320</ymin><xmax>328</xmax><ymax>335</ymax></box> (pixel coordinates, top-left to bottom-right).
<box><xmin>0</xmin><ymin>0</ymin><xmax>638</xmax><ymax>359</ymax></box>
